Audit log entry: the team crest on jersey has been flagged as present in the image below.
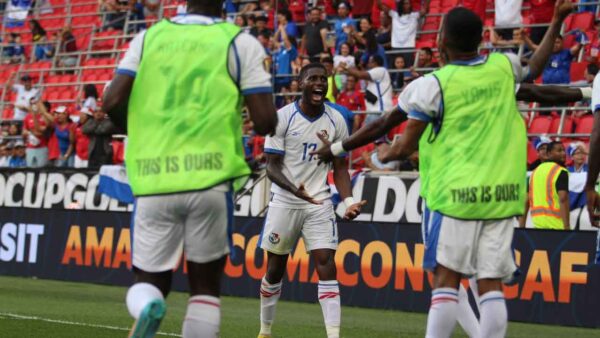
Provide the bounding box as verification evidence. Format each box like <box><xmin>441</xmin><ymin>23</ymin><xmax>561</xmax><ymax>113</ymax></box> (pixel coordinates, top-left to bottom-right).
<box><xmin>320</xmin><ymin>130</ymin><xmax>329</xmax><ymax>139</ymax></box>
<box><xmin>269</xmin><ymin>232</ymin><xmax>281</xmax><ymax>244</ymax></box>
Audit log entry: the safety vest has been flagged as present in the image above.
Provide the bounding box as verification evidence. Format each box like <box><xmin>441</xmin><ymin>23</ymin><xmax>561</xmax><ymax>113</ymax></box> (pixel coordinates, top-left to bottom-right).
<box><xmin>529</xmin><ymin>162</ymin><xmax>568</xmax><ymax>229</ymax></box>
<box><xmin>420</xmin><ymin>53</ymin><xmax>527</xmax><ymax>219</ymax></box>
<box><xmin>126</xmin><ymin>20</ymin><xmax>250</xmax><ymax>196</ymax></box>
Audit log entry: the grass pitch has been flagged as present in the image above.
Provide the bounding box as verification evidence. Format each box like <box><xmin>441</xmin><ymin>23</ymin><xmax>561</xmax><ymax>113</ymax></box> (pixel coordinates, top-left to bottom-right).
<box><xmin>0</xmin><ymin>276</ymin><xmax>597</xmax><ymax>337</ymax></box>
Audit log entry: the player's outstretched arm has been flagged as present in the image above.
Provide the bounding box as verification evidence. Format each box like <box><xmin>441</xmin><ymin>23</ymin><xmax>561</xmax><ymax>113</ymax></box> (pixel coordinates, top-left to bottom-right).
<box><xmin>526</xmin><ymin>0</ymin><xmax>575</xmax><ymax>79</ymax></box>
<box><xmin>379</xmin><ymin>119</ymin><xmax>428</xmax><ymax>162</ymax></box>
<box><xmin>331</xmin><ymin>155</ymin><xmax>367</xmax><ymax>220</ymax></box>
<box><xmin>245</xmin><ymin>93</ymin><xmax>278</xmax><ymax>136</ymax></box>
<box><xmin>516</xmin><ymin>84</ymin><xmax>590</xmax><ymax>105</ymax></box>
<box><xmin>585</xmin><ymin>112</ymin><xmax>600</xmax><ymax>227</ymax></box>
<box><xmin>266</xmin><ymin>153</ymin><xmax>322</xmax><ymax>204</ymax></box>
<box><xmin>311</xmin><ymin>107</ymin><xmax>407</xmax><ymax>162</ymax></box>
<box><xmin>103</xmin><ymin>74</ymin><xmax>133</xmax><ymax>131</ymax></box>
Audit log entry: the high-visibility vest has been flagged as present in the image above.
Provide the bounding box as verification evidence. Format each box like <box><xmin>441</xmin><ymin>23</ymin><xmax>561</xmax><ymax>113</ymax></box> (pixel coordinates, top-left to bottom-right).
<box><xmin>529</xmin><ymin>162</ymin><xmax>569</xmax><ymax>229</ymax></box>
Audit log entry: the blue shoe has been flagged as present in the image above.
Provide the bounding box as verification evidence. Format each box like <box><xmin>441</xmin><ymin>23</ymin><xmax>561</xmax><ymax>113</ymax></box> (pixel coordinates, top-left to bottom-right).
<box><xmin>129</xmin><ymin>299</ymin><xmax>167</xmax><ymax>338</ymax></box>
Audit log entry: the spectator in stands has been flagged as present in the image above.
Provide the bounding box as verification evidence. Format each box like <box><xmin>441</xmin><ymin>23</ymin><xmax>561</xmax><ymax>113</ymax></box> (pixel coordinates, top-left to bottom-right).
<box><xmin>251</xmin><ymin>15</ymin><xmax>272</xmax><ymax>38</ymax></box>
<box><xmin>487</xmin><ymin>27</ymin><xmax>525</xmax><ymax>53</ymax></box>
<box><xmin>0</xmin><ymin>144</ymin><xmax>9</xmax><ymax>167</ymax></box>
<box><xmin>78</xmin><ymin>84</ymin><xmax>99</xmax><ymax>112</ymax></box>
<box><xmin>339</xmin><ymin>54</ymin><xmax>392</xmax><ymax>125</ymax></box>
<box><xmin>82</xmin><ymin>109</ymin><xmax>118</xmax><ymax>168</ymax></box>
<box><xmin>49</xmin><ymin>106</ymin><xmax>75</xmax><ymax>167</ymax></box>
<box><xmin>336</xmin><ymin>74</ymin><xmax>366</xmax><ymax>131</ymax></box>
<box><xmin>288</xmin><ymin>0</ymin><xmax>306</xmax><ymax>23</ymax></box>
<box><xmin>410</xmin><ymin>47</ymin><xmax>438</xmax><ymax>78</ymax></box>
<box><xmin>276</xmin><ymin>9</ymin><xmax>299</xmax><ymax>40</ymax></box>
<box><xmin>101</xmin><ymin>0</ymin><xmax>132</xmax><ymax>31</ymax></box>
<box><xmin>9</xmin><ymin>74</ymin><xmax>39</xmax><ymax>120</ymax></box>
<box><xmin>259</xmin><ymin>0</ymin><xmax>275</xmax><ymax>30</ymax></box>
<box><xmin>567</xmin><ymin>142</ymin><xmax>588</xmax><ymax>173</ymax></box>
<box><xmin>3</xmin><ymin>33</ymin><xmax>25</xmax><ymax>64</ymax></box>
<box><xmin>7</xmin><ymin>123</ymin><xmax>20</xmax><ymax>138</ymax></box>
<box><xmin>377</xmin><ymin>0</ymin><xmax>430</xmax><ymax>67</ymax></box>
<box><xmin>530</xmin><ymin>0</ymin><xmax>556</xmax><ymax>44</ymax></box>
<box><xmin>494</xmin><ymin>0</ymin><xmax>523</xmax><ymax>40</ymax></box>
<box><xmin>360</xmin><ymin>30</ymin><xmax>387</xmax><ymax>68</ymax></box>
<box><xmin>33</xmin><ymin>32</ymin><xmax>55</xmax><ymax>62</ymax></box>
<box><xmin>391</xmin><ymin>55</ymin><xmax>410</xmax><ymax>89</ymax></box>
<box><xmin>22</xmin><ymin>100</ymin><xmax>49</xmax><ymax>167</ymax></box>
<box><xmin>57</xmin><ymin>25</ymin><xmax>78</xmax><ymax>69</ymax></box>
<box><xmin>529</xmin><ymin>136</ymin><xmax>551</xmax><ymax>171</ymax></box>
<box><xmin>73</xmin><ymin>108</ymin><xmax>91</xmax><ymax>168</ymax></box>
<box><xmin>376</xmin><ymin>9</ymin><xmax>392</xmax><ymax>50</ymax></box>
<box><xmin>272</xmin><ymin>22</ymin><xmax>299</xmax><ymax>92</ymax></box>
<box><xmin>525</xmin><ymin>35</ymin><xmax>582</xmax><ymax>84</ymax></box>
<box><xmin>302</xmin><ymin>7</ymin><xmax>330</xmax><ymax>61</ymax></box>
<box><xmin>257</xmin><ymin>31</ymin><xmax>272</xmax><ymax>54</ymax></box>
<box><xmin>349</xmin><ymin>17</ymin><xmax>373</xmax><ymax>52</ymax></box>
<box><xmin>9</xmin><ymin>141</ymin><xmax>26</xmax><ymax>168</ymax></box>
<box><xmin>352</xmin><ymin>0</ymin><xmax>374</xmax><ymax>20</ymax></box>
<box><xmin>334</xmin><ymin>42</ymin><xmax>356</xmax><ymax>68</ymax></box>
<box><xmin>321</xmin><ymin>56</ymin><xmax>339</xmax><ymax>103</ymax></box>
<box><xmin>30</xmin><ymin>19</ymin><xmax>46</xmax><ymax>43</ymax></box>
<box><xmin>234</xmin><ymin>14</ymin><xmax>247</xmax><ymax>28</ymax></box>
<box><xmin>142</xmin><ymin>0</ymin><xmax>161</xmax><ymax>18</ymax></box>
<box><xmin>362</xmin><ymin>137</ymin><xmax>400</xmax><ymax>171</ymax></box>
<box><xmin>333</xmin><ymin>2</ymin><xmax>356</xmax><ymax>52</ymax></box>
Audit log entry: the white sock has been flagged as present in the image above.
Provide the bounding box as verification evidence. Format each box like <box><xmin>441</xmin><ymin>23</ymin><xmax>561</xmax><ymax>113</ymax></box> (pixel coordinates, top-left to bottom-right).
<box><xmin>126</xmin><ymin>283</ymin><xmax>164</xmax><ymax>319</ymax></box>
<box><xmin>426</xmin><ymin>288</ymin><xmax>459</xmax><ymax>338</ymax></box>
<box><xmin>318</xmin><ymin>280</ymin><xmax>341</xmax><ymax>338</ymax></box>
<box><xmin>259</xmin><ymin>277</ymin><xmax>282</xmax><ymax>335</ymax></box>
<box><xmin>456</xmin><ymin>284</ymin><xmax>479</xmax><ymax>338</ymax></box>
<box><xmin>182</xmin><ymin>295</ymin><xmax>220</xmax><ymax>338</ymax></box>
<box><xmin>478</xmin><ymin>291</ymin><xmax>507</xmax><ymax>338</ymax></box>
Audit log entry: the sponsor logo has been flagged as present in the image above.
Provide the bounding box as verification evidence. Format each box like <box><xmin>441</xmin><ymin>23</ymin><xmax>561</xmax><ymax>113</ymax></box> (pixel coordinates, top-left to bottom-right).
<box><xmin>0</xmin><ymin>222</ymin><xmax>45</xmax><ymax>263</ymax></box>
<box><xmin>269</xmin><ymin>232</ymin><xmax>281</xmax><ymax>244</ymax></box>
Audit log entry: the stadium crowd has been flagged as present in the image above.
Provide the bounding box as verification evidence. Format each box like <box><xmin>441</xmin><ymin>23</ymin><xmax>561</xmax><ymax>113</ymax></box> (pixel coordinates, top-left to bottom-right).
<box><xmin>0</xmin><ymin>0</ymin><xmax>597</xmax><ymax>172</ymax></box>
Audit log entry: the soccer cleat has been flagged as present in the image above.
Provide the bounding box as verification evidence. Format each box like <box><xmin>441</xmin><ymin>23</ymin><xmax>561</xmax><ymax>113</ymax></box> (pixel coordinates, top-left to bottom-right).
<box><xmin>128</xmin><ymin>299</ymin><xmax>167</xmax><ymax>338</ymax></box>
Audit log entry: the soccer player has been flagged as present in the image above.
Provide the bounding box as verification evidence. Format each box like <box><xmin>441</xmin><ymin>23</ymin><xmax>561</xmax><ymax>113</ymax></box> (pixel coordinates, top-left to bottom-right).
<box><xmin>586</xmin><ymin>67</ymin><xmax>600</xmax><ymax>228</ymax></box>
<box><xmin>103</xmin><ymin>1</ymin><xmax>278</xmax><ymax>337</ymax></box>
<box><xmin>257</xmin><ymin>63</ymin><xmax>365</xmax><ymax>338</ymax></box>
<box><xmin>312</xmin><ymin>3</ymin><xmax>574</xmax><ymax>337</ymax></box>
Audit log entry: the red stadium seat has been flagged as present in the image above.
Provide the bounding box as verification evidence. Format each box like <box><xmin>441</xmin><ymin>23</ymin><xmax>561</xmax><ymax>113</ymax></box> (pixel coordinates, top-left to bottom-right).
<box><xmin>564</xmin><ymin>12</ymin><xmax>594</xmax><ymax>32</ymax></box>
<box><xmin>387</xmin><ymin>121</ymin><xmax>408</xmax><ymax>142</ymax></box>
<box><xmin>59</xmin><ymin>90</ymin><xmax>75</xmax><ymax>100</ymax></box>
<box><xmin>549</xmin><ymin>115</ymin><xmax>574</xmax><ymax>134</ymax></box>
<box><xmin>574</xmin><ymin>114</ymin><xmax>594</xmax><ymax>136</ymax></box>
<box><xmin>350</xmin><ymin>143</ymin><xmax>375</xmax><ymax>170</ymax></box>
<box><xmin>47</xmin><ymin>91</ymin><xmax>61</xmax><ymax>101</ymax></box>
<box><xmin>2</xmin><ymin>107</ymin><xmax>14</xmax><ymax>119</ymax></box>
<box><xmin>528</xmin><ymin>116</ymin><xmax>553</xmax><ymax>134</ymax></box>
<box><xmin>527</xmin><ymin>140</ymin><xmax>538</xmax><ymax>165</ymax></box>
<box><xmin>570</xmin><ymin>61</ymin><xmax>589</xmax><ymax>83</ymax></box>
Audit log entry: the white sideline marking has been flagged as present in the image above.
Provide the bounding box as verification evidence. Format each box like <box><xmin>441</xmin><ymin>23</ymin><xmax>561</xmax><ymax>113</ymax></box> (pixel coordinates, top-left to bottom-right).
<box><xmin>0</xmin><ymin>312</ymin><xmax>182</xmax><ymax>337</ymax></box>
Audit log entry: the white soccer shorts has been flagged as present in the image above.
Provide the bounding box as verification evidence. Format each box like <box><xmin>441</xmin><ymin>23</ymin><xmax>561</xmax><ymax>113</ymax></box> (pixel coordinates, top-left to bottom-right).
<box><xmin>422</xmin><ymin>204</ymin><xmax>517</xmax><ymax>281</ymax></box>
<box><xmin>132</xmin><ymin>184</ymin><xmax>233</xmax><ymax>272</ymax></box>
<box><xmin>259</xmin><ymin>204</ymin><xmax>338</xmax><ymax>255</ymax></box>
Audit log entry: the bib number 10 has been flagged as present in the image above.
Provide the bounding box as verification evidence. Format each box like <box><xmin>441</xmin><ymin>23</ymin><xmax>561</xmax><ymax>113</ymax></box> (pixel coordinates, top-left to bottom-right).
<box><xmin>302</xmin><ymin>143</ymin><xmax>318</xmax><ymax>162</ymax></box>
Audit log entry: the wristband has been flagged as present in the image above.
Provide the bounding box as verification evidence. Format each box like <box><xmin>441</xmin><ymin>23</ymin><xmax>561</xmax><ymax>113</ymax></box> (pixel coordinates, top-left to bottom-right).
<box><xmin>331</xmin><ymin>141</ymin><xmax>346</xmax><ymax>156</ymax></box>
<box><xmin>343</xmin><ymin>197</ymin><xmax>356</xmax><ymax>208</ymax></box>
<box><xmin>580</xmin><ymin>87</ymin><xmax>592</xmax><ymax>100</ymax></box>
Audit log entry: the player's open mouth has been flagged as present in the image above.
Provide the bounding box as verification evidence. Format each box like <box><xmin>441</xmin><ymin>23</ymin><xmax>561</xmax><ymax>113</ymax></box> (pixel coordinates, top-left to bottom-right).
<box><xmin>311</xmin><ymin>89</ymin><xmax>324</xmax><ymax>102</ymax></box>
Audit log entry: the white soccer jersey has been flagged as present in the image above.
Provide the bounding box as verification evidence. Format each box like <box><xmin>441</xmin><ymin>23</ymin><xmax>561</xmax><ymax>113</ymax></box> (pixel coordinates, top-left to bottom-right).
<box><xmin>265</xmin><ymin>101</ymin><xmax>349</xmax><ymax>208</ymax></box>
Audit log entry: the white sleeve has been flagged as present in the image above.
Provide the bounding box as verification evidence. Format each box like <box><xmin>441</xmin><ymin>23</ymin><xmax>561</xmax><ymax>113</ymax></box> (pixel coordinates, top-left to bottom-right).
<box><xmin>229</xmin><ymin>33</ymin><xmax>272</xmax><ymax>95</ymax></box>
<box><xmin>367</xmin><ymin>67</ymin><xmax>385</xmax><ymax>83</ymax></box>
<box><xmin>12</xmin><ymin>84</ymin><xmax>23</xmax><ymax>92</ymax></box>
<box><xmin>388</xmin><ymin>10</ymin><xmax>399</xmax><ymax>19</ymax></box>
<box><xmin>504</xmin><ymin>53</ymin><xmax>530</xmax><ymax>83</ymax></box>
<box><xmin>116</xmin><ymin>30</ymin><xmax>146</xmax><ymax>76</ymax></box>
<box><xmin>264</xmin><ymin>110</ymin><xmax>287</xmax><ymax>154</ymax></box>
<box><xmin>397</xmin><ymin>76</ymin><xmax>441</xmax><ymax>122</ymax></box>
<box><xmin>591</xmin><ymin>74</ymin><xmax>600</xmax><ymax>113</ymax></box>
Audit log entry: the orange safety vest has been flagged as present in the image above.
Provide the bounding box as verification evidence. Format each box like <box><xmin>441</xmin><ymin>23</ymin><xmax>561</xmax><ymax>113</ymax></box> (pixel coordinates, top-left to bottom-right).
<box><xmin>529</xmin><ymin>162</ymin><xmax>568</xmax><ymax>230</ymax></box>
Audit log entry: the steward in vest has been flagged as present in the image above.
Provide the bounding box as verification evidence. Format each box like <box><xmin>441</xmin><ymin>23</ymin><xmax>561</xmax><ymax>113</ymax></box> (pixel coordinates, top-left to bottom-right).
<box><xmin>102</xmin><ymin>1</ymin><xmax>278</xmax><ymax>337</ymax></box>
<box><xmin>527</xmin><ymin>141</ymin><xmax>570</xmax><ymax>230</ymax></box>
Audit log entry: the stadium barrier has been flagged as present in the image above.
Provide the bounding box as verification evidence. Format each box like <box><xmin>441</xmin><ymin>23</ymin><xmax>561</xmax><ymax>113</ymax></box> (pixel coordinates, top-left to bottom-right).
<box><xmin>0</xmin><ymin>168</ymin><xmax>598</xmax><ymax>328</ymax></box>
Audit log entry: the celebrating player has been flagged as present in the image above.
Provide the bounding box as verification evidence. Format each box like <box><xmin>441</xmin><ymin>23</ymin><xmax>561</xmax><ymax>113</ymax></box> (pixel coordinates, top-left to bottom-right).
<box><xmin>312</xmin><ymin>2</ymin><xmax>574</xmax><ymax>337</ymax></box>
<box><xmin>103</xmin><ymin>1</ymin><xmax>278</xmax><ymax>337</ymax></box>
<box><xmin>257</xmin><ymin>63</ymin><xmax>365</xmax><ymax>338</ymax></box>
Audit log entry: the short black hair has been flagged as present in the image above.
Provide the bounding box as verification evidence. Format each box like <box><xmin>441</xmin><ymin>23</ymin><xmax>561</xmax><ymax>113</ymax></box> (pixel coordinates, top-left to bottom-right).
<box><xmin>320</xmin><ymin>56</ymin><xmax>333</xmax><ymax>64</ymax></box>
<box><xmin>278</xmin><ymin>9</ymin><xmax>292</xmax><ymax>22</ymax></box>
<box><xmin>588</xmin><ymin>63</ymin><xmax>599</xmax><ymax>76</ymax></box>
<box><xmin>43</xmin><ymin>101</ymin><xmax>51</xmax><ymax>112</ymax></box>
<box><xmin>310</xmin><ymin>6</ymin><xmax>321</xmax><ymax>13</ymax></box>
<box><xmin>547</xmin><ymin>141</ymin><xmax>564</xmax><ymax>153</ymax></box>
<box><xmin>258</xmin><ymin>31</ymin><xmax>271</xmax><ymax>40</ymax></box>
<box><xmin>370</xmin><ymin>54</ymin><xmax>384</xmax><ymax>66</ymax></box>
<box><xmin>299</xmin><ymin>63</ymin><xmax>327</xmax><ymax>81</ymax></box>
<box><xmin>443</xmin><ymin>7</ymin><xmax>483</xmax><ymax>53</ymax></box>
